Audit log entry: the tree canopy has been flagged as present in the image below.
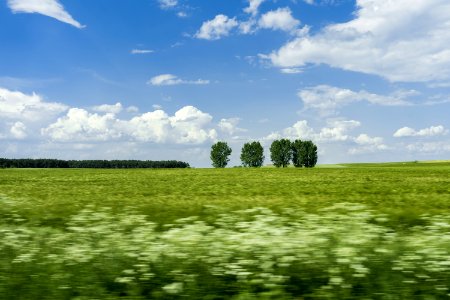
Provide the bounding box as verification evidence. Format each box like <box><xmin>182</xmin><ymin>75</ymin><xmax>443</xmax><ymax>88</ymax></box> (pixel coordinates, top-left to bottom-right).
<box><xmin>292</xmin><ymin>140</ymin><xmax>318</xmax><ymax>168</ymax></box>
<box><xmin>270</xmin><ymin>139</ymin><xmax>292</xmax><ymax>168</ymax></box>
<box><xmin>240</xmin><ymin>141</ymin><xmax>265</xmax><ymax>167</ymax></box>
<box><xmin>210</xmin><ymin>141</ymin><xmax>232</xmax><ymax>168</ymax></box>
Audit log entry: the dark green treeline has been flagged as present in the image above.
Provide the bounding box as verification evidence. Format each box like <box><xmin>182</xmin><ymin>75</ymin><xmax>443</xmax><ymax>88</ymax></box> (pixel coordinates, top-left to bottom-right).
<box><xmin>0</xmin><ymin>158</ymin><xmax>190</xmax><ymax>169</ymax></box>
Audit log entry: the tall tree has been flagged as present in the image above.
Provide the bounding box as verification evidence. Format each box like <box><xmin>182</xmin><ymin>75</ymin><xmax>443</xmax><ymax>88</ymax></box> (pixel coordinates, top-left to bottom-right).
<box><xmin>291</xmin><ymin>139</ymin><xmax>306</xmax><ymax>167</ymax></box>
<box><xmin>270</xmin><ymin>139</ymin><xmax>292</xmax><ymax>168</ymax></box>
<box><xmin>303</xmin><ymin>140</ymin><xmax>318</xmax><ymax>168</ymax></box>
<box><xmin>240</xmin><ymin>141</ymin><xmax>265</xmax><ymax>167</ymax></box>
<box><xmin>210</xmin><ymin>141</ymin><xmax>232</xmax><ymax>168</ymax></box>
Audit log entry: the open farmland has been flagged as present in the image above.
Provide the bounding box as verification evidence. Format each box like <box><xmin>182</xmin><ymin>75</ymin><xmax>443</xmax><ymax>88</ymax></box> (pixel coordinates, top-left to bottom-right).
<box><xmin>1</xmin><ymin>162</ymin><xmax>450</xmax><ymax>299</ymax></box>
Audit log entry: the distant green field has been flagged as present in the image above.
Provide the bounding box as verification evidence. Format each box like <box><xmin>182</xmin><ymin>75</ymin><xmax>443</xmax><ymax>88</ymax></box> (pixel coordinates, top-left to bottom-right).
<box><xmin>1</xmin><ymin>163</ymin><xmax>449</xmax><ymax>299</ymax></box>
<box><xmin>1</xmin><ymin>163</ymin><xmax>449</xmax><ymax>226</ymax></box>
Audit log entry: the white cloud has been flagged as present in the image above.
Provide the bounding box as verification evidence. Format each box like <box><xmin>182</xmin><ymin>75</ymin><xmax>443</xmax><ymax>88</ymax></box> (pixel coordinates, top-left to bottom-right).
<box><xmin>394</xmin><ymin>125</ymin><xmax>448</xmax><ymax>138</ymax></box>
<box><xmin>406</xmin><ymin>142</ymin><xmax>450</xmax><ymax>154</ymax></box>
<box><xmin>177</xmin><ymin>11</ymin><xmax>187</xmax><ymax>18</ymax></box>
<box><xmin>268</xmin><ymin>0</ymin><xmax>450</xmax><ymax>82</ymax></box>
<box><xmin>265</xmin><ymin>119</ymin><xmax>360</xmax><ymax>143</ymax></box>
<box><xmin>42</xmin><ymin>106</ymin><xmax>218</xmax><ymax>144</ymax></box>
<box><xmin>280</xmin><ymin>68</ymin><xmax>303</xmax><ymax>74</ymax></box>
<box><xmin>195</xmin><ymin>15</ymin><xmax>238</xmax><ymax>40</ymax></box>
<box><xmin>148</xmin><ymin>74</ymin><xmax>210</xmax><ymax>86</ymax></box>
<box><xmin>126</xmin><ymin>106</ymin><xmax>139</xmax><ymax>113</ymax></box>
<box><xmin>131</xmin><ymin>49</ymin><xmax>154</xmax><ymax>54</ymax></box>
<box><xmin>298</xmin><ymin>85</ymin><xmax>411</xmax><ymax>116</ymax></box>
<box><xmin>218</xmin><ymin>118</ymin><xmax>246</xmax><ymax>135</ymax></box>
<box><xmin>128</xmin><ymin>106</ymin><xmax>217</xmax><ymax>144</ymax></box>
<box><xmin>41</xmin><ymin>108</ymin><xmax>122</xmax><ymax>142</ymax></box>
<box><xmin>239</xmin><ymin>19</ymin><xmax>258</xmax><ymax>35</ymax></box>
<box><xmin>317</xmin><ymin>120</ymin><xmax>361</xmax><ymax>142</ymax></box>
<box><xmin>244</xmin><ymin>0</ymin><xmax>265</xmax><ymax>16</ymax></box>
<box><xmin>349</xmin><ymin>134</ymin><xmax>388</xmax><ymax>154</ymax></box>
<box><xmin>0</xmin><ymin>87</ymin><xmax>68</xmax><ymax>121</ymax></box>
<box><xmin>258</xmin><ymin>7</ymin><xmax>300</xmax><ymax>32</ymax></box>
<box><xmin>10</xmin><ymin>122</ymin><xmax>27</xmax><ymax>139</ymax></box>
<box><xmin>7</xmin><ymin>0</ymin><xmax>84</xmax><ymax>28</ymax></box>
<box><xmin>158</xmin><ymin>0</ymin><xmax>177</xmax><ymax>9</ymax></box>
<box><xmin>264</xmin><ymin>119</ymin><xmax>390</xmax><ymax>157</ymax></box>
<box><xmin>92</xmin><ymin>102</ymin><xmax>123</xmax><ymax>114</ymax></box>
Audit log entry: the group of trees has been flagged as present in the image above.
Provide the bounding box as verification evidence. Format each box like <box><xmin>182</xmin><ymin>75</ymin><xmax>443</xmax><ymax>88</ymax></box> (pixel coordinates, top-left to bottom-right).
<box><xmin>0</xmin><ymin>159</ymin><xmax>190</xmax><ymax>169</ymax></box>
<box><xmin>210</xmin><ymin>139</ymin><xmax>318</xmax><ymax>168</ymax></box>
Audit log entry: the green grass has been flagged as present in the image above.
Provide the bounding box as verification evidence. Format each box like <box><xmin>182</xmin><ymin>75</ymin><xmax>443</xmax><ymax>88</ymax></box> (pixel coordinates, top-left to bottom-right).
<box><xmin>1</xmin><ymin>163</ymin><xmax>449</xmax><ymax>299</ymax></box>
<box><xmin>1</xmin><ymin>163</ymin><xmax>449</xmax><ymax>227</ymax></box>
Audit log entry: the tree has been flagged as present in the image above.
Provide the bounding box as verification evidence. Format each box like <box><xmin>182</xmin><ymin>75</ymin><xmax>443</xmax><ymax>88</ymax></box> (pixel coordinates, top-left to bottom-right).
<box><xmin>291</xmin><ymin>140</ymin><xmax>318</xmax><ymax>168</ymax></box>
<box><xmin>303</xmin><ymin>140</ymin><xmax>318</xmax><ymax>168</ymax></box>
<box><xmin>270</xmin><ymin>139</ymin><xmax>292</xmax><ymax>168</ymax></box>
<box><xmin>291</xmin><ymin>139</ymin><xmax>306</xmax><ymax>167</ymax></box>
<box><xmin>240</xmin><ymin>141</ymin><xmax>265</xmax><ymax>167</ymax></box>
<box><xmin>210</xmin><ymin>141</ymin><xmax>232</xmax><ymax>168</ymax></box>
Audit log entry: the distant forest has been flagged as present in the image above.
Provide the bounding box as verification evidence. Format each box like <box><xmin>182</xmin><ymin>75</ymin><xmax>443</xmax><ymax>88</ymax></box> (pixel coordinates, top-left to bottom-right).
<box><xmin>0</xmin><ymin>158</ymin><xmax>190</xmax><ymax>169</ymax></box>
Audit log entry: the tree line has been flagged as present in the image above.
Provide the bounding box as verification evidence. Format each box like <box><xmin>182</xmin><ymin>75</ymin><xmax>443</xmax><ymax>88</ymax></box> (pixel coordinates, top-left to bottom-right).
<box><xmin>211</xmin><ymin>139</ymin><xmax>318</xmax><ymax>168</ymax></box>
<box><xmin>0</xmin><ymin>159</ymin><xmax>190</xmax><ymax>169</ymax></box>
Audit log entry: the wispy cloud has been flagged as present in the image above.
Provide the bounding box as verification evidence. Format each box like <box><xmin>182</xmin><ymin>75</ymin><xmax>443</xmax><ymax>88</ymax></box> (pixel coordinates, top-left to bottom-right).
<box><xmin>148</xmin><ymin>74</ymin><xmax>210</xmax><ymax>86</ymax></box>
<box><xmin>158</xmin><ymin>0</ymin><xmax>178</xmax><ymax>9</ymax></box>
<box><xmin>7</xmin><ymin>0</ymin><xmax>84</xmax><ymax>28</ymax></box>
<box><xmin>298</xmin><ymin>85</ymin><xmax>412</xmax><ymax>116</ymax></box>
<box><xmin>131</xmin><ymin>49</ymin><xmax>154</xmax><ymax>54</ymax></box>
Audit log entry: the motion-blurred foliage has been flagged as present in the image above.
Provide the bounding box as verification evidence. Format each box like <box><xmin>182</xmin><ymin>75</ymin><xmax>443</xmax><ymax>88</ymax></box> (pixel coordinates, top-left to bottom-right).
<box><xmin>1</xmin><ymin>203</ymin><xmax>449</xmax><ymax>299</ymax></box>
<box><xmin>0</xmin><ymin>164</ymin><xmax>449</xmax><ymax>298</ymax></box>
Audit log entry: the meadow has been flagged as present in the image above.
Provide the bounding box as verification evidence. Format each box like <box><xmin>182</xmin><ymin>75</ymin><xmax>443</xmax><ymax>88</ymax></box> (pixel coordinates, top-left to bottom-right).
<box><xmin>1</xmin><ymin>162</ymin><xmax>449</xmax><ymax>299</ymax></box>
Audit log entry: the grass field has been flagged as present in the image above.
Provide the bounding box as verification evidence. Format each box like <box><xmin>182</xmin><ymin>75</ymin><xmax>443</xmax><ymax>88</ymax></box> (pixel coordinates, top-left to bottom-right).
<box><xmin>1</xmin><ymin>162</ymin><xmax>449</xmax><ymax>299</ymax></box>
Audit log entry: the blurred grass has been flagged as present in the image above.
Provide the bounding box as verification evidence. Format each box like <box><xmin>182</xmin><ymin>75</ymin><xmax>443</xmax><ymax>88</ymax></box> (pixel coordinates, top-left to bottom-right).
<box><xmin>0</xmin><ymin>163</ymin><xmax>449</xmax><ymax>299</ymax></box>
<box><xmin>0</xmin><ymin>162</ymin><xmax>449</xmax><ymax>228</ymax></box>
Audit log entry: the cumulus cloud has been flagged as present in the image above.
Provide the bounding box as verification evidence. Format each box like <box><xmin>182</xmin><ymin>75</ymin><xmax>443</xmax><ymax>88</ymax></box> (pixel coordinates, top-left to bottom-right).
<box><xmin>42</xmin><ymin>106</ymin><xmax>217</xmax><ymax>144</ymax></box>
<box><xmin>0</xmin><ymin>87</ymin><xmax>68</xmax><ymax>121</ymax></box>
<box><xmin>10</xmin><ymin>122</ymin><xmax>27</xmax><ymax>139</ymax></box>
<box><xmin>349</xmin><ymin>134</ymin><xmax>388</xmax><ymax>154</ymax></box>
<box><xmin>41</xmin><ymin>108</ymin><xmax>122</xmax><ymax>142</ymax></box>
<box><xmin>7</xmin><ymin>0</ymin><xmax>84</xmax><ymax>28</ymax></box>
<box><xmin>264</xmin><ymin>119</ymin><xmax>389</xmax><ymax>156</ymax></box>
<box><xmin>268</xmin><ymin>0</ymin><xmax>450</xmax><ymax>82</ymax></box>
<box><xmin>258</xmin><ymin>7</ymin><xmax>300</xmax><ymax>32</ymax></box>
<box><xmin>92</xmin><ymin>103</ymin><xmax>123</xmax><ymax>114</ymax></box>
<box><xmin>244</xmin><ymin>0</ymin><xmax>265</xmax><ymax>16</ymax></box>
<box><xmin>195</xmin><ymin>15</ymin><xmax>239</xmax><ymax>40</ymax></box>
<box><xmin>218</xmin><ymin>118</ymin><xmax>246</xmax><ymax>136</ymax></box>
<box><xmin>298</xmin><ymin>85</ymin><xmax>412</xmax><ymax>116</ymax></box>
<box><xmin>394</xmin><ymin>125</ymin><xmax>448</xmax><ymax>138</ymax></box>
<box><xmin>265</xmin><ymin>119</ymin><xmax>361</xmax><ymax>143</ymax></box>
<box><xmin>148</xmin><ymin>74</ymin><xmax>210</xmax><ymax>86</ymax></box>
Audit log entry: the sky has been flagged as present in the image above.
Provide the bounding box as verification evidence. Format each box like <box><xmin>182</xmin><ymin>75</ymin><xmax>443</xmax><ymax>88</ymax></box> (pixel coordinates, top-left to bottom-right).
<box><xmin>1</xmin><ymin>0</ymin><xmax>450</xmax><ymax>167</ymax></box>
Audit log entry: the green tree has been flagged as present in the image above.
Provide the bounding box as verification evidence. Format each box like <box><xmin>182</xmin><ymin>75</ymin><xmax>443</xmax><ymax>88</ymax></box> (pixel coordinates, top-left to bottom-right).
<box><xmin>210</xmin><ymin>141</ymin><xmax>232</xmax><ymax>168</ymax></box>
<box><xmin>270</xmin><ymin>139</ymin><xmax>292</xmax><ymax>168</ymax></box>
<box><xmin>240</xmin><ymin>141</ymin><xmax>265</xmax><ymax>167</ymax></box>
<box><xmin>291</xmin><ymin>140</ymin><xmax>318</xmax><ymax>168</ymax></box>
<box><xmin>291</xmin><ymin>139</ymin><xmax>306</xmax><ymax>167</ymax></box>
<box><xmin>303</xmin><ymin>140</ymin><xmax>318</xmax><ymax>168</ymax></box>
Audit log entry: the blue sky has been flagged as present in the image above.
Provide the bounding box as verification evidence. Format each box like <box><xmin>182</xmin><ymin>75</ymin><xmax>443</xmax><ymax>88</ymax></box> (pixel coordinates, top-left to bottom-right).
<box><xmin>1</xmin><ymin>0</ymin><xmax>450</xmax><ymax>167</ymax></box>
